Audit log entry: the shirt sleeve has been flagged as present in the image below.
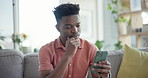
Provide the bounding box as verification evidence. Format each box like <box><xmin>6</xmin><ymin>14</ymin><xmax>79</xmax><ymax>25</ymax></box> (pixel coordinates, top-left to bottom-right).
<box><xmin>38</xmin><ymin>45</ymin><xmax>54</xmax><ymax>71</ymax></box>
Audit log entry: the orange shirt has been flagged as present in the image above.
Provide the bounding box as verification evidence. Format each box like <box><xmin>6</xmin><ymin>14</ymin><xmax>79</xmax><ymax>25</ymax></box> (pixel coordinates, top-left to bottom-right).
<box><xmin>39</xmin><ymin>37</ymin><xmax>98</xmax><ymax>78</ymax></box>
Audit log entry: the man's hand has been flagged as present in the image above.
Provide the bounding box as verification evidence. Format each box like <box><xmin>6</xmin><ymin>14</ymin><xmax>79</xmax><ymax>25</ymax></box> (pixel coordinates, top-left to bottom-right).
<box><xmin>65</xmin><ymin>37</ymin><xmax>80</xmax><ymax>57</ymax></box>
<box><xmin>91</xmin><ymin>61</ymin><xmax>111</xmax><ymax>78</ymax></box>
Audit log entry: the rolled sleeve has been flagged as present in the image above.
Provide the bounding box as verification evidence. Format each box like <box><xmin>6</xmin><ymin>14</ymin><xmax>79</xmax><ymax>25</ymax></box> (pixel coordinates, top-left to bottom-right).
<box><xmin>38</xmin><ymin>46</ymin><xmax>54</xmax><ymax>71</ymax></box>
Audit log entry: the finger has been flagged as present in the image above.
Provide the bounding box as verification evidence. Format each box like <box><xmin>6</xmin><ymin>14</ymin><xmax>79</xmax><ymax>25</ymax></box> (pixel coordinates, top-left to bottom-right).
<box><xmin>70</xmin><ymin>37</ymin><xmax>75</xmax><ymax>40</ymax></box>
<box><xmin>70</xmin><ymin>38</ymin><xmax>79</xmax><ymax>44</ymax></box>
<box><xmin>99</xmin><ymin>61</ymin><xmax>111</xmax><ymax>65</ymax></box>
<box><xmin>103</xmin><ymin>65</ymin><xmax>111</xmax><ymax>70</ymax></box>
<box><xmin>66</xmin><ymin>38</ymin><xmax>70</xmax><ymax>44</ymax></box>
<box><xmin>91</xmin><ymin>68</ymin><xmax>102</xmax><ymax>73</ymax></box>
<box><xmin>95</xmin><ymin>63</ymin><xmax>111</xmax><ymax>70</ymax></box>
<box><xmin>92</xmin><ymin>64</ymin><xmax>111</xmax><ymax>71</ymax></box>
<box><xmin>99</xmin><ymin>73</ymin><xmax>110</xmax><ymax>78</ymax></box>
<box><xmin>67</xmin><ymin>37</ymin><xmax>69</xmax><ymax>40</ymax></box>
<box><xmin>102</xmin><ymin>65</ymin><xmax>111</xmax><ymax>70</ymax></box>
<box><xmin>92</xmin><ymin>68</ymin><xmax>110</xmax><ymax>74</ymax></box>
<box><xmin>70</xmin><ymin>40</ymin><xmax>78</xmax><ymax>44</ymax></box>
<box><xmin>74</xmin><ymin>42</ymin><xmax>80</xmax><ymax>46</ymax></box>
<box><xmin>102</xmin><ymin>69</ymin><xmax>110</xmax><ymax>74</ymax></box>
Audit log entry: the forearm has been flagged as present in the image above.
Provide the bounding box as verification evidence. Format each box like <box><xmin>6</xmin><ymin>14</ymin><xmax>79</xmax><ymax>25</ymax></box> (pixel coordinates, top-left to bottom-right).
<box><xmin>46</xmin><ymin>55</ymin><xmax>72</xmax><ymax>78</ymax></box>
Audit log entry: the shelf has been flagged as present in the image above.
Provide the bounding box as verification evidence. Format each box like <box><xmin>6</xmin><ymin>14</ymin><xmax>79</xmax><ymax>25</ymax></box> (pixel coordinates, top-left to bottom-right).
<box><xmin>118</xmin><ymin>8</ymin><xmax>148</xmax><ymax>16</ymax></box>
<box><xmin>117</xmin><ymin>0</ymin><xmax>148</xmax><ymax>48</ymax></box>
<box><xmin>119</xmin><ymin>32</ymin><xmax>148</xmax><ymax>36</ymax></box>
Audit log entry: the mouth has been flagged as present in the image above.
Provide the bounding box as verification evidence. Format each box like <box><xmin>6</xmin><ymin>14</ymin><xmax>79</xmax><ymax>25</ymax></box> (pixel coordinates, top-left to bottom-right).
<box><xmin>69</xmin><ymin>34</ymin><xmax>80</xmax><ymax>39</ymax></box>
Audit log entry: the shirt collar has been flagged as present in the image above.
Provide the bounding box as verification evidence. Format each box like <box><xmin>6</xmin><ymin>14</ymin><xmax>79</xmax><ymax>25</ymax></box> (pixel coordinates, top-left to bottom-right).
<box><xmin>55</xmin><ymin>37</ymin><xmax>83</xmax><ymax>50</ymax></box>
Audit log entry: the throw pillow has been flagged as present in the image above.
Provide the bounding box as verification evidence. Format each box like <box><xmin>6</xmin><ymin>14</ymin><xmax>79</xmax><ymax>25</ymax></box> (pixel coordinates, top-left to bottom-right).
<box><xmin>117</xmin><ymin>44</ymin><xmax>148</xmax><ymax>78</ymax></box>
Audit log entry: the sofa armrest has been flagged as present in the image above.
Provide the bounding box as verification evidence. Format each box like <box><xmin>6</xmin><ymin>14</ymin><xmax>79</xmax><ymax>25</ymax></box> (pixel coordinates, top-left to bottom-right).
<box><xmin>0</xmin><ymin>49</ymin><xmax>24</xmax><ymax>78</ymax></box>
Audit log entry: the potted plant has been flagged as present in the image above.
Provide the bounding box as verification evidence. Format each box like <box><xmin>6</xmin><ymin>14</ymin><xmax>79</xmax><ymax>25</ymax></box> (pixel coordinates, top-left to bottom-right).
<box><xmin>0</xmin><ymin>36</ymin><xmax>5</xmax><ymax>50</ymax></box>
<box><xmin>114</xmin><ymin>41</ymin><xmax>123</xmax><ymax>50</ymax></box>
<box><xmin>12</xmin><ymin>33</ymin><xmax>27</xmax><ymax>51</ymax></box>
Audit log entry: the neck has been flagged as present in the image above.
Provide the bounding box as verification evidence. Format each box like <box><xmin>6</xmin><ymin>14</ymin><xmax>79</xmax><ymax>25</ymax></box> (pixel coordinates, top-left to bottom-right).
<box><xmin>59</xmin><ymin>37</ymin><xmax>66</xmax><ymax>47</ymax></box>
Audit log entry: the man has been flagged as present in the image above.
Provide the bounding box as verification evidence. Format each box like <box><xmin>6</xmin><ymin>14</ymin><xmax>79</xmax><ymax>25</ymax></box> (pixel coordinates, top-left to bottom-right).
<box><xmin>39</xmin><ymin>3</ymin><xmax>111</xmax><ymax>78</ymax></box>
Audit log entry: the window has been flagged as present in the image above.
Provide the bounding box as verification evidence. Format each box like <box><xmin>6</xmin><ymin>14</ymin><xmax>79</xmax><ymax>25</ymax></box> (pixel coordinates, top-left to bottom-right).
<box><xmin>19</xmin><ymin>0</ymin><xmax>59</xmax><ymax>50</ymax></box>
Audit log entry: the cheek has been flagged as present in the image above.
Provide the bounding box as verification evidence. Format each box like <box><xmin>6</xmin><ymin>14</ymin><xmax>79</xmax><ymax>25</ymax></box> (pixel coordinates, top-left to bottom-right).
<box><xmin>78</xmin><ymin>28</ymin><xmax>81</xmax><ymax>33</ymax></box>
<box><xmin>61</xmin><ymin>30</ymin><xmax>71</xmax><ymax>36</ymax></box>
<box><xmin>79</xmin><ymin>28</ymin><xmax>81</xmax><ymax>32</ymax></box>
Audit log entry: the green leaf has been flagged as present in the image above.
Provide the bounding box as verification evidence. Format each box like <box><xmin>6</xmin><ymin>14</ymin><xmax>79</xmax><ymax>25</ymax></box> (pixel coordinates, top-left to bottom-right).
<box><xmin>112</xmin><ymin>10</ymin><xmax>117</xmax><ymax>14</ymax></box>
<box><xmin>0</xmin><ymin>46</ymin><xmax>2</xmax><ymax>50</ymax></box>
<box><xmin>121</xmin><ymin>3</ymin><xmax>126</xmax><ymax>7</ymax></box>
<box><xmin>114</xmin><ymin>41</ymin><xmax>123</xmax><ymax>50</ymax></box>
<box><xmin>128</xmin><ymin>19</ymin><xmax>131</xmax><ymax>25</ymax></box>
<box><xmin>107</xmin><ymin>3</ymin><xmax>112</xmax><ymax>10</ymax></box>
<box><xmin>114</xmin><ymin>18</ymin><xmax>119</xmax><ymax>23</ymax></box>
<box><xmin>120</xmin><ymin>17</ymin><xmax>128</xmax><ymax>22</ymax></box>
<box><xmin>0</xmin><ymin>36</ymin><xmax>5</xmax><ymax>40</ymax></box>
<box><xmin>95</xmin><ymin>40</ymin><xmax>105</xmax><ymax>50</ymax></box>
<box><xmin>112</xmin><ymin>1</ymin><xmax>117</xmax><ymax>4</ymax></box>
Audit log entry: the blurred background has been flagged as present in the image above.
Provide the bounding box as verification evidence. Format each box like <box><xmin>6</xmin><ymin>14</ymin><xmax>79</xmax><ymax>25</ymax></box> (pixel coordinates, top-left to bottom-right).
<box><xmin>0</xmin><ymin>0</ymin><xmax>148</xmax><ymax>53</ymax></box>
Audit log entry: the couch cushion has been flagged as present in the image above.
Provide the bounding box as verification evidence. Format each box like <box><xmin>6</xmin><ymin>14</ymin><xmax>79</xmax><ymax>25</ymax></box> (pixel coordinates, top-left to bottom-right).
<box><xmin>117</xmin><ymin>45</ymin><xmax>148</xmax><ymax>78</ymax></box>
<box><xmin>0</xmin><ymin>49</ymin><xmax>24</xmax><ymax>78</ymax></box>
<box><xmin>24</xmin><ymin>53</ymin><xmax>39</xmax><ymax>78</ymax></box>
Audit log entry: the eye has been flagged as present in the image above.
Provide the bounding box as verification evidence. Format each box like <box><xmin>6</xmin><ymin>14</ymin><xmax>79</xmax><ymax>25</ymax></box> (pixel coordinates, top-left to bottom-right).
<box><xmin>65</xmin><ymin>26</ymin><xmax>71</xmax><ymax>29</ymax></box>
<box><xmin>76</xmin><ymin>24</ymin><xmax>80</xmax><ymax>28</ymax></box>
<box><xmin>64</xmin><ymin>24</ymin><xmax>72</xmax><ymax>29</ymax></box>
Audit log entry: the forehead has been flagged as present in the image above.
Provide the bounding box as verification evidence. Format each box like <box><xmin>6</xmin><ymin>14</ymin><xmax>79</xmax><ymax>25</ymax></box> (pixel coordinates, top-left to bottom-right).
<box><xmin>60</xmin><ymin>15</ymin><xmax>80</xmax><ymax>24</ymax></box>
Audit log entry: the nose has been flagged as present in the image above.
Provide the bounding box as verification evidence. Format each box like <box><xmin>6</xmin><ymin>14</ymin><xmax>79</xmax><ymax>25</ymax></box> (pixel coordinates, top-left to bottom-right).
<box><xmin>71</xmin><ymin>26</ymin><xmax>78</xmax><ymax>33</ymax></box>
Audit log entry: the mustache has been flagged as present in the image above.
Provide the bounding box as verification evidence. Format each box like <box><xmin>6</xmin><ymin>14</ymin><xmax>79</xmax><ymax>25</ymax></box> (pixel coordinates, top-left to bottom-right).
<box><xmin>69</xmin><ymin>32</ymin><xmax>80</xmax><ymax>38</ymax></box>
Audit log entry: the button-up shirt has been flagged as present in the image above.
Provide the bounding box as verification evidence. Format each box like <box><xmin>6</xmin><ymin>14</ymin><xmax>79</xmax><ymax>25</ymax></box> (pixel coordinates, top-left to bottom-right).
<box><xmin>39</xmin><ymin>37</ymin><xmax>98</xmax><ymax>78</ymax></box>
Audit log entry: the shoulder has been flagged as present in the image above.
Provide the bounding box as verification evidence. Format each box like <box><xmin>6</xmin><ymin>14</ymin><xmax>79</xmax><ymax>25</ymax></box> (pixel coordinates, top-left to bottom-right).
<box><xmin>39</xmin><ymin>39</ymin><xmax>57</xmax><ymax>55</ymax></box>
<box><xmin>80</xmin><ymin>38</ymin><xmax>98</xmax><ymax>50</ymax></box>
<box><xmin>40</xmin><ymin>41</ymin><xmax>54</xmax><ymax>51</ymax></box>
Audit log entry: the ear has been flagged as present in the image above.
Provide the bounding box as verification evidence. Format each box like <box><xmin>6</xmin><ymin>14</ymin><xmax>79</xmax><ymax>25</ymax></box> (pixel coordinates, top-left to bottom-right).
<box><xmin>56</xmin><ymin>24</ymin><xmax>60</xmax><ymax>32</ymax></box>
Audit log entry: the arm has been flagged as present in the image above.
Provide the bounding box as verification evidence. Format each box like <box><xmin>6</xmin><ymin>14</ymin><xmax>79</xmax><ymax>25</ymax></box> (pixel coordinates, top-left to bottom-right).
<box><xmin>39</xmin><ymin>54</ymin><xmax>74</xmax><ymax>78</ymax></box>
<box><xmin>39</xmin><ymin>38</ymin><xmax>80</xmax><ymax>78</ymax></box>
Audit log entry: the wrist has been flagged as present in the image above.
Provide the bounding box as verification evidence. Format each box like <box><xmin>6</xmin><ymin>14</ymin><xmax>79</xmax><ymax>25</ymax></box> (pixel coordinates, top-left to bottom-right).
<box><xmin>64</xmin><ymin>51</ymin><xmax>75</xmax><ymax>58</ymax></box>
<box><xmin>63</xmin><ymin>54</ymin><xmax>73</xmax><ymax>61</ymax></box>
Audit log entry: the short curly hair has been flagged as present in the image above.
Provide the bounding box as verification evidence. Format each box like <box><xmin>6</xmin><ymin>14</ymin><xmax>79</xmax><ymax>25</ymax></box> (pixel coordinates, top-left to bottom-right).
<box><xmin>53</xmin><ymin>3</ymin><xmax>80</xmax><ymax>23</ymax></box>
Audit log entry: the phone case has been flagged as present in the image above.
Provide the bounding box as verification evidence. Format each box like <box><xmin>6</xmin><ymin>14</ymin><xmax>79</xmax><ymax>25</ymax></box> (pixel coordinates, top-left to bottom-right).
<box><xmin>91</xmin><ymin>51</ymin><xmax>108</xmax><ymax>73</ymax></box>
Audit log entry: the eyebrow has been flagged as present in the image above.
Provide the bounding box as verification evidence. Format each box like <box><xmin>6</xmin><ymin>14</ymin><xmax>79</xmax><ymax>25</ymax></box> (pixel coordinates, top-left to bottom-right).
<box><xmin>64</xmin><ymin>24</ymin><xmax>72</xmax><ymax>26</ymax></box>
<box><xmin>64</xmin><ymin>22</ymin><xmax>81</xmax><ymax>26</ymax></box>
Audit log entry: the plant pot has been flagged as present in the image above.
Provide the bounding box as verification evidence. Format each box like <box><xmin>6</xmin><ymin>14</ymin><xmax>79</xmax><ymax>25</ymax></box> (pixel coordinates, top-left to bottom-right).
<box><xmin>22</xmin><ymin>47</ymin><xmax>32</xmax><ymax>54</ymax></box>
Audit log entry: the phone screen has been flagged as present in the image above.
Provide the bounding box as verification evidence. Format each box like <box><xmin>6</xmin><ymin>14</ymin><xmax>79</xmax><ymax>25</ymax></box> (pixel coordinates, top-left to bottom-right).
<box><xmin>91</xmin><ymin>51</ymin><xmax>108</xmax><ymax>73</ymax></box>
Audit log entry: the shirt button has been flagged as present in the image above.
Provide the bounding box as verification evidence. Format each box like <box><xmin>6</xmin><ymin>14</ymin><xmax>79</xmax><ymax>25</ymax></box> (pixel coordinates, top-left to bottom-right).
<box><xmin>69</xmin><ymin>64</ymin><xmax>72</xmax><ymax>66</ymax></box>
<box><xmin>69</xmin><ymin>75</ymin><xmax>71</xmax><ymax>77</ymax></box>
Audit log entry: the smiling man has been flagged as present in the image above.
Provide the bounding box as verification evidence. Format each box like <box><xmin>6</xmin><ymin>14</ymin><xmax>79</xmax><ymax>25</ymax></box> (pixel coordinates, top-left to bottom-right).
<box><xmin>39</xmin><ymin>3</ymin><xmax>111</xmax><ymax>78</ymax></box>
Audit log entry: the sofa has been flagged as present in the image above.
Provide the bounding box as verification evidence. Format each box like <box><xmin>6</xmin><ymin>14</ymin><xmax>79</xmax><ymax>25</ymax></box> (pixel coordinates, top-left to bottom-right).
<box><xmin>0</xmin><ymin>48</ymin><xmax>148</xmax><ymax>78</ymax></box>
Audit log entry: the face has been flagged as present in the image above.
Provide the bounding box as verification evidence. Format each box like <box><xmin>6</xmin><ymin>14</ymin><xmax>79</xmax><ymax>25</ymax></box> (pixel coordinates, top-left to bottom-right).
<box><xmin>56</xmin><ymin>15</ymin><xmax>81</xmax><ymax>44</ymax></box>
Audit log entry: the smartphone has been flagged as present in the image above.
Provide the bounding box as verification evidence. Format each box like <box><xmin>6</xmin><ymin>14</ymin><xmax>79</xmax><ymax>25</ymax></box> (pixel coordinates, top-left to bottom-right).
<box><xmin>91</xmin><ymin>51</ymin><xmax>108</xmax><ymax>73</ymax></box>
